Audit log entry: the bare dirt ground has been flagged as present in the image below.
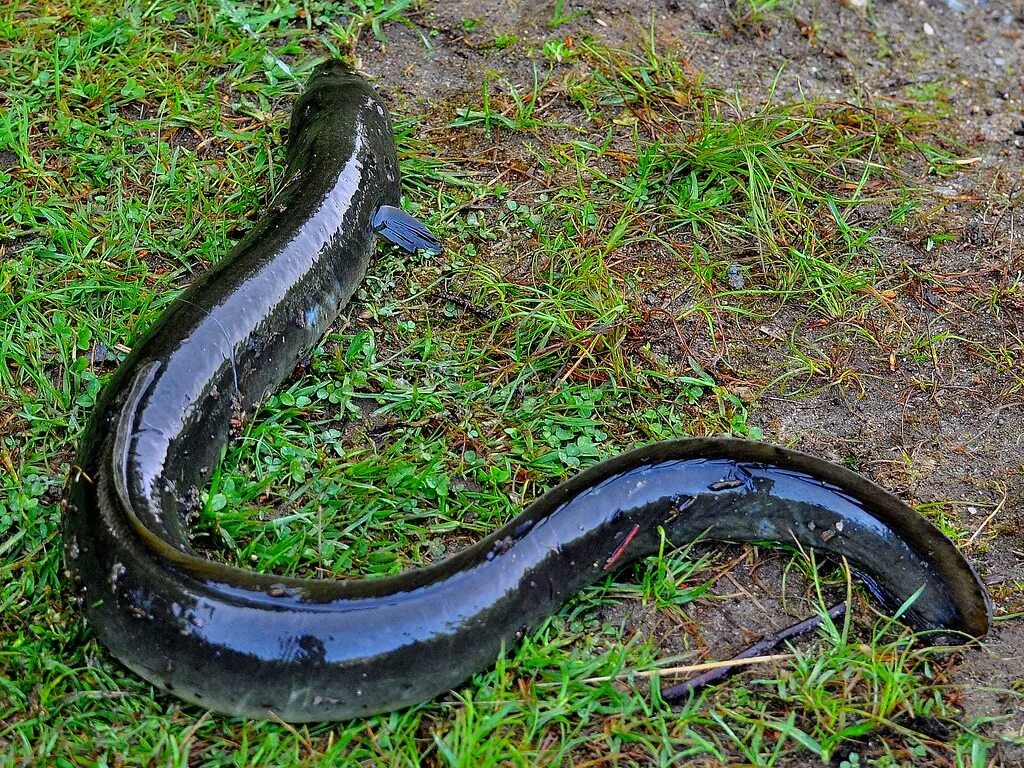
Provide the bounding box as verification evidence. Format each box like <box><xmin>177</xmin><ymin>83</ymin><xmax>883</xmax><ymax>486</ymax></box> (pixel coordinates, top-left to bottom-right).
<box><xmin>353</xmin><ymin>0</ymin><xmax>1023</xmax><ymax>762</ymax></box>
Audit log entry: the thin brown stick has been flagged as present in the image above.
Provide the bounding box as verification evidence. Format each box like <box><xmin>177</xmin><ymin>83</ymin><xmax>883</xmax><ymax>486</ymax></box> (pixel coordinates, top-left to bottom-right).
<box><xmin>966</xmin><ymin>487</ymin><xmax>1006</xmax><ymax>548</ymax></box>
<box><xmin>580</xmin><ymin>653</ymin><xmax>794</xmax><ymax>685</ymax></box>
<box><xmin>661</xmin><ymin>601</ymin><xmax>848</xmax><ymax>702</ymax></box>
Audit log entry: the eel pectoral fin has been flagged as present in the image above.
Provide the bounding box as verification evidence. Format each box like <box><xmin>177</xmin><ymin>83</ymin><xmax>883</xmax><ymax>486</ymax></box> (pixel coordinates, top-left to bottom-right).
<box><xmin>372</xmin><ymin>205</ymin><xmax>442</xmax><ymax>254</ymax></box>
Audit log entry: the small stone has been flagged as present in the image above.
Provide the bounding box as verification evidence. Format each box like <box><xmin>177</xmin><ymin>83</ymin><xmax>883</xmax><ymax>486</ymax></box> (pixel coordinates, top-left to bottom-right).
<box><xmin>726</xmin><ymin>264</ymin><xmax>745</xmax><ymax>289</ymax></box>
<box><xmin>923</xmin><ymin>22</ymin><xmax>935</xmax><ymax>36</ymax></box>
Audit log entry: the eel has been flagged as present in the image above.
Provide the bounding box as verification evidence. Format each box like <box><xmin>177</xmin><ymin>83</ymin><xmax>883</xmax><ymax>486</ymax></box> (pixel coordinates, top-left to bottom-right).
<box><xmin>65</xmin><ymin>59</ymin><xmax>992</xmax><ymax>723</ymax></box>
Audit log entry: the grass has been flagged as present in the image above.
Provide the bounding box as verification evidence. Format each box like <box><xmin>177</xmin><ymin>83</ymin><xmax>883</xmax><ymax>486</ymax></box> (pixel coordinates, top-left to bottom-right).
<box><xmin>2</xmin><ymin>1</ymin><xmax>1022</xmax><ymax>766</ymax></box>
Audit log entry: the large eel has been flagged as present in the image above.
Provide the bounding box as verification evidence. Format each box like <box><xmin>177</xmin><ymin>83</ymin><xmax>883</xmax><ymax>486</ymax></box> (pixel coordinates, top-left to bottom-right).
<box><xmin>66</xmin><ymin>60</ymin><xmax>991</xmax><ymax>722</ymax></box>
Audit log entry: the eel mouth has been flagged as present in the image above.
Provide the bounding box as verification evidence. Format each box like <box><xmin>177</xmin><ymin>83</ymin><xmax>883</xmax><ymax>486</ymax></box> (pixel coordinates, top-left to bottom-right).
<box><xmin>305</xmin><ymin>59</ymin><xmax>365</xmax><ymax>90</ymax></box>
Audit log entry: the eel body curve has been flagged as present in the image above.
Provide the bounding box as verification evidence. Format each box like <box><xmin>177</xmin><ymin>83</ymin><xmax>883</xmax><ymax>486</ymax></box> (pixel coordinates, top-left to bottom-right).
<box><xmin>66</xmin><ymin>60</ymin><xmax>991</xmax><ymax>722</ymax></box>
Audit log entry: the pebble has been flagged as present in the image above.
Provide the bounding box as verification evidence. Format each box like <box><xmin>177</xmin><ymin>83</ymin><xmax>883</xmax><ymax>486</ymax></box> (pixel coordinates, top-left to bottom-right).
<box><xmin>726</xmin><ymin>264</ymin><xmax>745</xmax><ymax>289</ymax></box>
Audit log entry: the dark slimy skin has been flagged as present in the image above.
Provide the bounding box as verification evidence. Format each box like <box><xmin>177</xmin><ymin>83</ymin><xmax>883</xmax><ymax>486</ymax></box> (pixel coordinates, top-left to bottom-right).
<box><xmin>65</xmin><ymin>60</ymin><xmax>991</xmax><ymax>723</ymax></box>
